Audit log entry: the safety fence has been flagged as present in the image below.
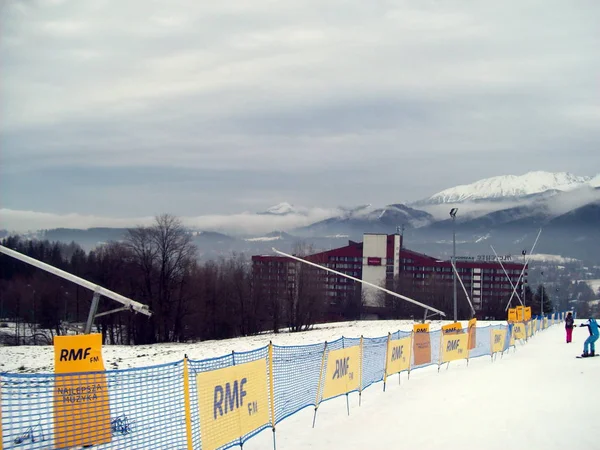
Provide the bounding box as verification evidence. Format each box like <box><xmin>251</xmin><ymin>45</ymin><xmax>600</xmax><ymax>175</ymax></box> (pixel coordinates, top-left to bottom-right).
<box><xmin>0</xmin><ymin>313</ymin><xmax>567</xmax><ymax>450</ymax></box>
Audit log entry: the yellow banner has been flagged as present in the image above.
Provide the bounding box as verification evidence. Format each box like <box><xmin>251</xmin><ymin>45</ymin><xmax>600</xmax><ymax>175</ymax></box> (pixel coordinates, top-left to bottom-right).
<box><xmin>516</xmin><ymin>306</ymin><xmax>524</xmax><ymax>322</ymax></box>
<box><xmin>53</xmin><ymin>334</ymin><xmax>111</xmax><ymax>448</ymax></box>
<box><xmin>413</xmin><ymin>324</ymin><xmax>431</xmax><ymax>366</ymax></box>
<box><xmin>441</xmin><ymin>333</ymin><xmax>469</xmax><ymax>363</ymax></box>
<box><xmin>508</xmin><ymin>308</ymin><xmax>517</xmax><ymax>323</ymax></box>
<box><xmin>510</xmin><ymin>327</ymin><xmax>515</xmax><ymax>346</ymax></box>
<box><xmin>524</xmin><ymin>307</ymin><xmax>532</xmax><ymax>321</ymax></box>
<box><xmin>491</xmin><ymin>330</ymin><xmax>506</xmax><ymax>353</ymax></box>
<box><xmin>467</xmin><ymin>318</ymin><xmax>477</xmax><ymax>350</ymax></box>
<box><xmin>513</xmin><ymin>322</ymin><xmax>526</xmax><ymax>340</ymax></box>
<box><xmin>196</xmin><ymin>358</ymin><xmax>269</xmax><ymax>450</ymax></box>
<box><xmin>544</xmin><ymin>317</ymin><xmax>548</xmax><ymax>329</ymax></box>
<box><xmin>386</xmin><ymin>336</ymin><xmax>412</xmax><ymax>376</ymax></box>
<box><xmin>526</xmin><ymin>321</ymin><xmax>533</xmax><ymax>337</ymax></box>
<box><xmin>323</xmin><ymin>346</ymin><xmax>361</xmax><ymax>400</ymax></box>
<box><xmin>442</xmin><ymin>323</ymin><xmax>463</xmax><ymax>335</ymax></box>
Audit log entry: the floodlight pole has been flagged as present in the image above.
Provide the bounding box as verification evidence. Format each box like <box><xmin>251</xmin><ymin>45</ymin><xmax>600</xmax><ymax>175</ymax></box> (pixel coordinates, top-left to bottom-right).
<box><xmin>450</xmin><ymin>208</ymin><xmax>458</xmax><ymax>322</ymax></box>
<box><xmin>541</xmin><ymin>271</ymin><xmax>544</xmax><ymax>318</ymax></box>
<box><xmin>522</xmin><ymin>250</ymin><xmax>527</xmax><ymax>306</ymax></box>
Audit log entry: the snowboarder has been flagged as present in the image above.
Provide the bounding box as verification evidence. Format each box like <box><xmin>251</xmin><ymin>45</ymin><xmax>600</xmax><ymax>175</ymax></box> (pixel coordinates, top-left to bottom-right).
<box><xmin>565</xmin><ymin>312</ymin><xmax>575</xmax><ymax>343</ymax></box>
<box><xmin>579</xmin><ymin>318</ymin><xmax>600</xmax><ymax>357</ymax></box>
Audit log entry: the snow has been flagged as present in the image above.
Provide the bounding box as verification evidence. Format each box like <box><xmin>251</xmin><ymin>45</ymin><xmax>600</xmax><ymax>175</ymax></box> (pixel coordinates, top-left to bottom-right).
<box><xmin>589</xmin><ymin>174</ymin><xmax>600</xmax><ymax>188</ymax></box>
<box><xmin>244</xmin><ymin>236</ymin><xmax>283</xmax><ymax>242</ymax></box>
<box><xmin>1</xmin><ymin>320</ymin><xmax>450</xmax><ymax>373</ymax></box>
<box><xmin>577</xmin><ymin>279</ymin><xmax>600</xmax><ymax>295</ymax></box>
<box><xmin>2</xmin><ymin>320</ymin><xmax>595</xmax><ymax>450</ymax></box>
<box><xmin>245</xmin><ymin>324</ymin><xmax>598</xmax><ymax>450</ymax></box>
<box><xmin>423</xmin><ymin>171</ymin><xmax>590</xmax><ymax>204</ymax></box>
<box><xmin>526</xmin><ymin>253</ymin><xmax>579</xmax><ymax>263</ymax></box>
<box><xmin>263</xmin><ymin>202</ymin><xmax>297</xmax><ymax>215</ymax></box>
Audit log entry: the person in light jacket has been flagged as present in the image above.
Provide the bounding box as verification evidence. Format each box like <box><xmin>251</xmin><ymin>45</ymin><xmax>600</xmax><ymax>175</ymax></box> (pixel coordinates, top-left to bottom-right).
<box><xmin>565</xmin><ymin>312</ymin><xmax>574</xmax><ymax>343</ymax></box>
<box><xmin>579</xmin><ymin>318</ymin><xmax>600</xmax><ymax>357</ymax></box>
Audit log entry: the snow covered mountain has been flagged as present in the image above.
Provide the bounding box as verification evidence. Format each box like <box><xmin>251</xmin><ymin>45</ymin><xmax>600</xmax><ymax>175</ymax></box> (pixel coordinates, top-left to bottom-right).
<box><xmin>259</xmin><ymin>202</ymin><xmax>298</xmax><ymax>215</ymax></box>
<box><xmin>294</xmin><ymin>203</ymin><xmax>434</xmax><ymax>237</ymax></box>
<box><xmin>415</xmin><ymin>171</ymin><xmax>592</xmax><ymax>205</ymax></box>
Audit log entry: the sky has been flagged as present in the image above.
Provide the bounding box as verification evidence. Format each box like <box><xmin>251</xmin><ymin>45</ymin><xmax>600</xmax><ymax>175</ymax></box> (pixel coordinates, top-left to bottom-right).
<box><xmin>1</xmin><ymin>0</ymin><xmax>600</xmax><ymax>233</ymax></box>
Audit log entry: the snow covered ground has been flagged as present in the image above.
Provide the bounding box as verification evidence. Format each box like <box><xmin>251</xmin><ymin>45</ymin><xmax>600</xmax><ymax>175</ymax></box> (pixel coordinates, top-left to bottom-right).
<box><xmin>244</xmin><ymin>323</ymin><xmax>599</xmax><ymax>450</ymax></box>
<box><xmin>2</xmin><ymin>319</ymin><xmax>596</xmax><ymax>450</ymax></box>
<box><xmin>4</xmin><ymin>319</ymin><xmax>486</xmax><ymax>373</ymax></box>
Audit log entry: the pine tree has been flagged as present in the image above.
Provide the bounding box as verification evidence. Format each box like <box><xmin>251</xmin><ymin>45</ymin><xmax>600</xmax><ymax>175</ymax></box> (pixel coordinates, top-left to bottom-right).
<box><xmin>531</xmin><ymin>284</ymin><xmax>553</xmax><ymax>315</ymax></box>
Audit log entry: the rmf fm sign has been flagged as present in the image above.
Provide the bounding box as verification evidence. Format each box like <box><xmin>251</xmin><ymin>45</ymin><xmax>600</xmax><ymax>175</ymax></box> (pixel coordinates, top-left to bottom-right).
<box><xmin>441</xmin><ymin>333</ymin><xmax>469</xmax><ymax>363</ymax></box>
<box><xmin>196</xmin><ymin>359</ymin><xmax>270</xmax><ymax>450</ymax></box>
<box><xmin>323</xmin><ymin>346</ymin><xmax>361</xmax><ymax>401</ymax></box>
<box><xmin>53</xmin><ymin>333</ymin><xmax>111</xmax><ymax>448</ymax></box>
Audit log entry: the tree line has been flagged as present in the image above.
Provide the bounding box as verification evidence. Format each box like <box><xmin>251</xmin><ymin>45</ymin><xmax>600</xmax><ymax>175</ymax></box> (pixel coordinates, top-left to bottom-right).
<box><xmin>0</xmin><ymin>214</ymin><xmax>559</xmax><ymax>346</ymax></box>
<box><xmin>0</xmin><ymin>215</ymin><xmax>359</xmax><ymax>345</ymax></box>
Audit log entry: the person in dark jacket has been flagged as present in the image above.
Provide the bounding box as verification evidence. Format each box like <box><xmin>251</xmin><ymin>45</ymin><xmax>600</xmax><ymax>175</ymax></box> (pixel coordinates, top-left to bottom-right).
<box><xmin>565</xmin><ymin>312</ymin><xmax>575</xmax><ymax>343</ymax></box>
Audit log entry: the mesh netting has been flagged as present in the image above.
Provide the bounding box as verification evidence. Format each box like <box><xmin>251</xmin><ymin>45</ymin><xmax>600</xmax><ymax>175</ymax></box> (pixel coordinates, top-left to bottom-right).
<box><xmin>469</xmin><ymin>325</ymin><xmax>492</xmax><ymax>359</ymax></box>
<box><xmin>1</xmin><ymin>361</ymin><xmax>187</xmax><ymax>450</ymax></box>
<box><xmin>0</xmin><ymin>318</ymin><xmax>564</xmax><ymax>449</ymax></box>
<box><xmin>188</xmin><ymin>347</ymin><xmax>271</xmax><ymax>450</ymax></box>
<box><xmin>271</xmin><ymin>341</ymin><xmax>324</xmax><ymax>424</ymax></box>
<box><xmin>358</xmin><ymin>336</ymin><xmax>387</xmax><ymax>391</ymax></box>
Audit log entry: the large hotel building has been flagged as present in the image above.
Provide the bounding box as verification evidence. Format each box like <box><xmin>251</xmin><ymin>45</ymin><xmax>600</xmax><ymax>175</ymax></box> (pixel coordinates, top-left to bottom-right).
<box><xmin>251</xmin><ymin>233</ymin><xmax>526</xmax><ymax>318</ymax></box>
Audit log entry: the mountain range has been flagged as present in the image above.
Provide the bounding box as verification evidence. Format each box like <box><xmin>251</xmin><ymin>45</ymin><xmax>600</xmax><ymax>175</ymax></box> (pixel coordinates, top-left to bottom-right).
<box><xmin>3</xmin><ymin>171</ymin><xmax>600</xmax><ymax>263</ymax></box>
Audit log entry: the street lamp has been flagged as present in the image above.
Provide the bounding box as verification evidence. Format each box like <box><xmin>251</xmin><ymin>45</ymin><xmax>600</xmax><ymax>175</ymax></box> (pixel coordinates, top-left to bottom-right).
<box><xmin>450</xmin><ymin>208</ymin><xmax>458</xmax><ymax>322</ymax></box>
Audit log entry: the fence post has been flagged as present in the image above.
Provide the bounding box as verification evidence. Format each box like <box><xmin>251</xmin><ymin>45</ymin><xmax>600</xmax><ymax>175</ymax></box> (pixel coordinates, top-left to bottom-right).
<box><xmin>408</xmin><ymin>331</ymin><xmax>414</xmax><ymax>380</ymax></box>
<box><xmin>359</xmin><ymin>335</ymin><xmax>364</xmax><ymax>406</ymax></box>
<box><xmin>183</xmin><ymin>356</ymin><xmax>194</xmax><ymax>450</ymax></box>
<box><xmin>438</xmin><ymin>330</ymin><xmax>443</xmax><ymax>373</ymax></box>
<box><xmin>0</xmin><ymin>378</ymin><xmax>3</xmax><ymax>450</ymax></box>
<box><xmin>383</xmin><ymin>333</ymin><xmax>390</xmax><ymax>391</ymax></box>
<box><xmin>489</xmin><ymin>327</ymin><xmax>494</xmax><ymax>362</ymax></box>
<box><xmin>268</xmin><ymin>342</ymin><xmax>277</xmax><ymax>450</ymax></box>
<box><xmin>312</xmin><ymin>341</ymin><xmax>327</xmax><ymax>428</ymax></box>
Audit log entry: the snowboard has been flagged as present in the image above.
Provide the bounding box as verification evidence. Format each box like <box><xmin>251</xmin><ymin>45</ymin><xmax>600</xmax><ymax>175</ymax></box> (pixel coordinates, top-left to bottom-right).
<box><xmin>576</xmin><ymin>354</ymin><xmax>600</xmax><ymax>359</ymax></box>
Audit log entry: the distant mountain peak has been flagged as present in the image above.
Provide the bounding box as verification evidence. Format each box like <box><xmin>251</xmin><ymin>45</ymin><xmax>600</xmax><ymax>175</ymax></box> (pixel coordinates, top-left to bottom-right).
<box><xmin>417</xmin><ymin>171</ymin><xmax>591</xmax><ymax>205</ymax></box>
<box><xmin>259</xmin><ymin>202</ymin><xmax>297</xmax><ymax>215</ymax></box>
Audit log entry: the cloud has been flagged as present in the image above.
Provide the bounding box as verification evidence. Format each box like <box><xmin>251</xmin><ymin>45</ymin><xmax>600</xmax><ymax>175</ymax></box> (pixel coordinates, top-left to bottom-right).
<box><xmin>2</xmin><ymin>0</ymin><xmax>600</xmax><ymax>229</ymax></box>
<box><xmin>0</xmin><ymin>206</ymin><xmax>340</xmax><ymax>235</ymax></box>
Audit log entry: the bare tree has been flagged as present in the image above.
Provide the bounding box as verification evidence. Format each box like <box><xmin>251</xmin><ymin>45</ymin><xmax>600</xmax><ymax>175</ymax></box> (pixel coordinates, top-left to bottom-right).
<box><xmin>126</xmin><ymin>214</ymin><xmax>197</xmax><ymax>343</ymax></box>
<box><xmin>286</xmin><ymin>242</ymin><xmax>326</xmax><ymax>332</ymax></box>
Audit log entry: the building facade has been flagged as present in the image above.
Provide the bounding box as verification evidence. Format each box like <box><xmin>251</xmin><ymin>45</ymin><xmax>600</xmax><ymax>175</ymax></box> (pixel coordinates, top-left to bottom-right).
<box><xmin>251</xmin><ymin>233</ymin><xmax>527</xmax><ymax>317</ymax></box>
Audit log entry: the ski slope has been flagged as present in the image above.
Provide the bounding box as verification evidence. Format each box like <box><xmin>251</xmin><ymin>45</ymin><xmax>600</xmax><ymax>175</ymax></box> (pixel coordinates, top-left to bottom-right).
<box><xmin>2</xmin><ymin>321</ymin><xmax>597</xmax><ymax>449</ymax></box>
<box><xmin>240</xmin><ymin>324</ymin><xmax>598</xmax><ymax>450</ymax></box>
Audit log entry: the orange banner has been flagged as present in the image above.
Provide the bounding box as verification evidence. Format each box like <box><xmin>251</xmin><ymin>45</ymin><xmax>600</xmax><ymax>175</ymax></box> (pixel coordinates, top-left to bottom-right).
<box><xmin>412</xmin><ymin>324</ymin><xmax>431</xmax><ymax>366</ymax></box>
<box><xmin>53</xmin><ymin>334</ymin><xmax>111</xmax><ymax>448</ymax></box>
<box><xmin>516</xmin><ymin>306</ymin><xmax>524</xmax><ymax>322</ymax></box>
<box><xmin>467</xmin><ymin>318</ymin><xmax>477</xmax><ymax>350</ymax></box>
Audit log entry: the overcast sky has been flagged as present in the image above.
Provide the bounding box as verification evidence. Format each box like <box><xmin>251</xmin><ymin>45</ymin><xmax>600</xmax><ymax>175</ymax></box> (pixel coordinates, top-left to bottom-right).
<box><xmin>1</xmin><ymin>0</ymin><xmax>599</xmax><ymax>232</ymax></box>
